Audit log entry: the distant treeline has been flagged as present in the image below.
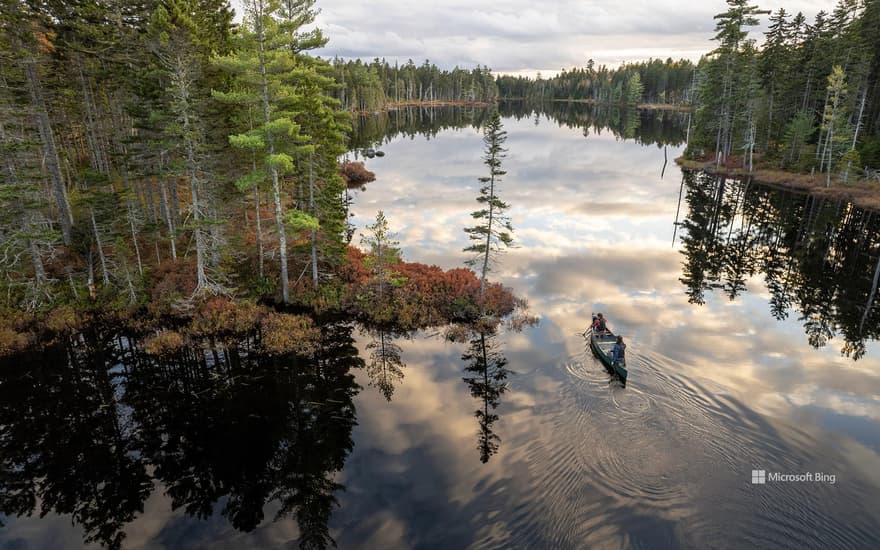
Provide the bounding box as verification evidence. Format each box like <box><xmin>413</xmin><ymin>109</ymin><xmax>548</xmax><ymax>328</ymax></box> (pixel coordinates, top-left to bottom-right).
<box><xmin>495</xmin><ymin>58</ymin><xmax>696</xmax><ymax>105</ymax></box>
<box><xmin>687</xmin><ymin>0</ymin><xmax>880</xmax><ymax>175</ymax></box>
<box><xmin>329</xmin><ymin>58</ymin><xmax>499</xmax><ymax>112</ymax></box>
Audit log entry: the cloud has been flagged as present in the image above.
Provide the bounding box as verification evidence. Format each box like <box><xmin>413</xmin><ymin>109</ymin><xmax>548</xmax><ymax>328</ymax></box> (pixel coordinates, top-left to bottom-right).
<box><xmin>279</xmin><ymin>0</ymin><xmax>823</xmax><ymax>71</ymax></box>
<box><xmin>231</xmin><ymin>1</ymin><xmax>826</xmax><ymax>71</ymax></box>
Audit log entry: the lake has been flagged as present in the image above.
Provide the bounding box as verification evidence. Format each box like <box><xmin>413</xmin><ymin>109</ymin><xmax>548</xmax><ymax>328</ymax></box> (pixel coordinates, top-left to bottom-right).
<box><xmin>2</xmin><ymin>103</ymin><xmax>879</xmax><ymax>549</ymax></box>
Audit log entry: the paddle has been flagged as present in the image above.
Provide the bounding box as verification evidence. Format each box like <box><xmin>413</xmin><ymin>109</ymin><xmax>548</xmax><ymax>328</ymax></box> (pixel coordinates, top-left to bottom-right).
<box><xmin>581</xmin><ymin>311</ymin><xmax>595</xmax><ymax>336</ymax></box>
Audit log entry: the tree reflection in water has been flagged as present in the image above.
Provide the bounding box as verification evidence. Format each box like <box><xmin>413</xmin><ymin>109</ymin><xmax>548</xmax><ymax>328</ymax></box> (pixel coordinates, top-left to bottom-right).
<box><xmin>461</xmin><ymin>325</ymin><xmax>513</xmax><ymax>464</ymax></box>
<box><xmin>365</xmin><ymin>329</ymin><xmax>406</xmax><ymax>401</ymax></box>
<box><xmin>349</xmin><ymin>101</ymin><xmax>689</xmax><ymax>155</ymax></box>
<box><xmin>0</xmin><ymin>329</ymin><xmax>151</xmax><ymax>550</ymax></box>
<box><xmin>0</xmin><ymin>318</ymin><xmax>361</xmax><ymax>549</ymax></box>
<box><xmin>679</xmin><ymin>169</ymin><xmax>880</xmax><ymax>359</ymax></box>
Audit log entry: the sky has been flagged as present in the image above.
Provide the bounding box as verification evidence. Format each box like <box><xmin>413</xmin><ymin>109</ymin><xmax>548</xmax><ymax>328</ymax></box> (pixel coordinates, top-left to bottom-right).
<box><xmin>231</xmin><ymin>0</ymin><xmax>831</xmax><ymax>77</ymax></box>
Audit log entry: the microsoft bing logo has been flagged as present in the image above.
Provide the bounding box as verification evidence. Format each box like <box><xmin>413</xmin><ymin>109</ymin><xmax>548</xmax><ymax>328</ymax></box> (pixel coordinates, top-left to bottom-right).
<box><xmin>751</xmin><ymin>470</ymin><xmax>766</xmax><ymax>484</ymax></box>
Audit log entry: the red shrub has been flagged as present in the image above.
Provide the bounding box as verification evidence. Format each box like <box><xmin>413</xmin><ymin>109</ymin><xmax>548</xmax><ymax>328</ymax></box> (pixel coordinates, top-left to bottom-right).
<box><xmin>340</xmin><ymin>161</ymin><xmax>376</xmax><ymax>187</ymax></box>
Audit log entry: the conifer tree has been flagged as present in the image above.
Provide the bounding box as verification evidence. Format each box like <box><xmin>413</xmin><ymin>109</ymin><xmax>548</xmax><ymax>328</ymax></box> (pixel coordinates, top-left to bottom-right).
<box><xmin>464</xmin><ymin>111</ymin><xmax>513</xmax><ymax>300</ymax></box>
<box><xmin>219</xmin><ymin>0</ymin><xmax>313</xmax><ymax>303</ymax></box>
<box><xmin>361</xmin><ymin>210</ymin><xmax>400</xmax><ymax>300</ymax></box>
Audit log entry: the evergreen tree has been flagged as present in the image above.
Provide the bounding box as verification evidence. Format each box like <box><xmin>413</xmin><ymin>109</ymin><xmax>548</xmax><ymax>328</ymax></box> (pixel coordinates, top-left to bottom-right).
<box><xmin>626</xmin><ymin>71</ymin><xmax>643</xmax><ymax>105</ymax></box>
<box><xmin>463</xmin><ymin>111</ymin><xmax>513</xmax><ymax>300</ymax></box>
<box><xmin>360</xmin><ymin>210</ymin><xmax>401</xmax><ymax>300</ymax></box>
<box><xmin>219</xmin><ymin>0</ymin><xmax>313</xmax><ymax>303</ymax></box>
<box><xmin>819</xmin><ymin>65</ymin><xmax>853</xmax><ymax>185</ymax></box>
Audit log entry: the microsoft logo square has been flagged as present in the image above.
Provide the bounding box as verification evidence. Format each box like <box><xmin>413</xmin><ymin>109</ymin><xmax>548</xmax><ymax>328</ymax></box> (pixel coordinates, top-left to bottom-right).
<box><xmin>751</xmin><ymin>470</ymin><xmax>766</xmax><ymax>484</ymax></box>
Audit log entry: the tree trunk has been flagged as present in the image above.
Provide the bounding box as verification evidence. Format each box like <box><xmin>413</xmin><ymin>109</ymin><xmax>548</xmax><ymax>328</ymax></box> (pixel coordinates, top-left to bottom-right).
<box><xmin>23</xmin><ymin>58</ymin><xmax>73</xmax><ymax>245</ymax></box>
<box><xmin>128</xmin><ymin>205</ymin><xmax>143</xmax><ymax>276</ymax></box>
<box><xmin>480</xmin><ymin>160</ymin><xmax>496</xmax><ymax>300</ymax></box>
<box><xmin>309</xmin><ymin>152</ymin><xmax>318</xmax><ymax>289</ymax></box>
<box><xmin>255</xmin><ymin>1</ymin><xmax>290</xmax><ymax>302</ymax></box>
<box><xmin>255</xmin><ymin>187</ymin><xmax>264</xmax><ymax>279</ymax></box>
<box><xmin>90</xmin><ymin>208</ymin><xmax>110</xmax><ymax>286</ymax></box>
<box><xmin>171</xmin><ymin>52</ymin><xmax>207</xmax><ymax>291</ymax></box>
<box><xmin>28</xmin><ymin>239</ymin><xmax>47</xmax><ymax>285</ymax></box>
<box><xmin>160</xmin><ymin>181</ymin><xmax>177</xmax><ymax>260</ymax></box>
<box><xmin>168</xmin><ymin>177</ymin><xmax>180</xmax><ymax>227</ymax></box>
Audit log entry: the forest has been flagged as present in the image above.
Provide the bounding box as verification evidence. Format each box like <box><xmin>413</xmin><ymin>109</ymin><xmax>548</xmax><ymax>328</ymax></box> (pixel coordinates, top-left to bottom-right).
<box><xmin>3</xmin><ymin>0</ymin><xmax>879</xmax><ymax>335</ymax></box>
<box><xmin>1</xmin><ymin>0</ymin><xmax>347</xmax><ymax>316</ymax></box>
<box><xmin>0</xmin><ymin>0</ymin><xmax>522</xmax><ymax>356</ymax></box>
<box><xmin>686</xmin><ymin>0</ymin><xmax>880</xmax><ymax>180</ymax></box>
<box><xmin>495</xmin><ymin>58</ymin><xmax>696</xmax><ymax>106</ymax></box>
<box><xmin>329</xmin><ymin>58</ymin><xmax>499</xmax><ymax>112</ymax></box>
<box><xmin>491</xmin><ymin>0</ymin><xmax>880</xmax><ymax>185</ymax></box>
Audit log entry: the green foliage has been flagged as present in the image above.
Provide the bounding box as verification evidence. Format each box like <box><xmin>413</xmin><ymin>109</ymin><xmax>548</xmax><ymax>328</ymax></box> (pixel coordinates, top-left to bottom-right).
<box><xmin>496</xmin><ymin>58</ymin><xmax>695</xmax><ymax>105</ymax></box>
<box><xmin>463</xmin><ymin>111</ymin><xmax>514</xmax><ymax>297</ymax></box>
<box><xmin>266</xmin><ymin>153</ymin><xmax>295</xmax><ymax>173</ymax></box>
<box><xmin>285</xmin><ymin>210</ymin><xmax>320</xmax><ymax>231</ymax></box>
<box><xmin>234</xmin><ymin>170</ymin><xmax>265</xmax><ymax>192</ymax></box>
<box><xmin>687</xmin><ymin>0</ymin><xmax>880</xmax><ymax>178</ymax></box>
<box><xmin>859</xmin><ymin>136</ymin><xmax>880</xmax><ymax>169</ymax></box>
<box><xmin>626</xmin><ymin>72</ymin><xmax>643</xmax><ymax>105</ymax></box>
<box><xmin>781</xmin><ymin>111</ymin><xmax>816</xmax><ymax>168</ymax></box>
<box><xmin>359</xmin><ymin>211</ymin><xmax>402</xmax><ymax>300</ymax></box>
<box><xmin>229</xmin><ymin>133</ymin><xmax>266</xmax><ymax>149</ymax></box>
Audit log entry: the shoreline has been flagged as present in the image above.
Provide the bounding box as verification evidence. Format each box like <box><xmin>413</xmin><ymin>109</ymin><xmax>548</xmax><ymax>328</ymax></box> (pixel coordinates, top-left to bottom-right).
<box><xmin>676</xmin><ymin>157</ymin><xmax>880</xmax><ymax>211</ymax></box>
<box><xmin>352</xmin><ymin>98</ymin><xmax>691</xmax><ymax>115</ymax></box>
<box><xmin>353</xmin><ymin>100</ymin><xmax>495</xmax><ymax>115</ymax></box>
<box><xmin>499</xmin><ymin>97</ymin><xmax>692</xmax><ymax>111</ymax></box>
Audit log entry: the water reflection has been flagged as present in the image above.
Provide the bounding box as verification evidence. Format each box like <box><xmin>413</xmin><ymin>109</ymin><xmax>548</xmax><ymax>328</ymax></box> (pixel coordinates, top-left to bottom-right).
<box><xmin>0</xmin><ymin>333</ymin><xmax>151</xmax><ymax>550</ymax></box>
<box><xmin>679</xmin><ymin>169</ymin><xmax>880</xmax><ymax>359</ymax></box>
<box><xmin>501</xmin><ymin>100</ymin><xmax>688</xmax><ymax>147</ymax></box>
<box><xmin>4</xmin><ymin>106</ymin><xmax>880</xmax><ymax>549</ymax></box>
<box><xmin>348</xmin><ymin>105</ymin><xmax>491</xmax><ymax>152</ymax></box>
<box><xmin>349</xmin><ymin>101</ymin><xmax>689</xmax><ymax>155</ymax></box>
<box><xmin>365</xmin><ymin>329</ymin><xmax>406</xmax><ymax>401</ymax></box>
<box><xmin>0</xmin><ymin>319</ymin><xmax>361</xmax><ymax>549</ymax></box>
<box><xmin>334</xmin><ymin>105</ymin><xmax>878</xmax><ymax>549</ymax></box>
<box><xmin>461</xmin><ymin>327</ymin><xmax>513</xmax><ymax>463</ymax></box>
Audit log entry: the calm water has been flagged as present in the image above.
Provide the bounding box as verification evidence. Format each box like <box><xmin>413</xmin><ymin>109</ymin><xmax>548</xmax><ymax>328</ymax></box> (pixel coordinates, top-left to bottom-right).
<box><xmin>2</xmin><ymin>104</ymin><xmax>879</xmax><ymax>549</ymax></box>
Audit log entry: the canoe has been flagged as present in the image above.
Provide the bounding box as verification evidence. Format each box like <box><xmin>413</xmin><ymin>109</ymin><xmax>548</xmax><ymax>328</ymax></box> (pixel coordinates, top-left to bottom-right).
<box><xmin>589</xmin><ymin>330</ymin><xmax>628</xmax><ymax>383</ymax></box>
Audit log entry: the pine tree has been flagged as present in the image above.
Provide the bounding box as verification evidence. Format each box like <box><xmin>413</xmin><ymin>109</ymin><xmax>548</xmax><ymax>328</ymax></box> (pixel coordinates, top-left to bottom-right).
<box><xmin>626</xmin><ymin>71</ymin><xmax>643</xmax><ymax>105</ymax></box>
<box><xmin>464</xmin><ymin>111</ymin><xmax>513</xmax><ymax>301</ymax></box>
<box><xmin>820</xmin><ymin>65</ymin><xmax>853</xmax><ymax>186</ymax></box>
<box><xmin>219</xmin><ymin>0</ymin><xmax>313</xmax><ymax>303</ymax></box>
<box><xmin>360</xmin><ymin>210</ymin><xmax>400</xmax><ymax>300</ymax></box>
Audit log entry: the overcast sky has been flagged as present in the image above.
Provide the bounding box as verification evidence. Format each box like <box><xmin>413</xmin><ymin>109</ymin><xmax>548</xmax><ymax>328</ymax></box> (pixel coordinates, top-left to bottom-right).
<box><xmin>232</xmin><ymin>0</ymin><xmax>831</xmax><ymax>76</ymax></box>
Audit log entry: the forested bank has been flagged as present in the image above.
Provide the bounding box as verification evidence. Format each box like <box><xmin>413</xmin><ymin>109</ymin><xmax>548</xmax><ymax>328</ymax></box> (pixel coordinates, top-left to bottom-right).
<box><xmin>0</xmin><ymin>0</ymin><xmax>521</xmax><ymax>349</ymax></box>
<box><xmin>495</xmin><ymin>58</ymin><xmax>696</xmax><ymax>106</ymax></box>
<box><xmin>329</xmin><ymin>58</ymin><xmax>499</xmax><ymax>112</ymax></box>
<box><xmin>0</xmin><ymin>0</ymin><xmax>349</xmax><ymax>313</ymax></box>
<box><xmin>685</xmin><ymin>0</ymin><xmax>880</xmax><ymax>183</ymax></box>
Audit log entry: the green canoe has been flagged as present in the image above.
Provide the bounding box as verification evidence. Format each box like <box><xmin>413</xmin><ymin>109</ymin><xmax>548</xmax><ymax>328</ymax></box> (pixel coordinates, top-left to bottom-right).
<box><xmin>589</xmin><ymin>330</ymin><xmax>628</xmax><ymax>383</ymax></box>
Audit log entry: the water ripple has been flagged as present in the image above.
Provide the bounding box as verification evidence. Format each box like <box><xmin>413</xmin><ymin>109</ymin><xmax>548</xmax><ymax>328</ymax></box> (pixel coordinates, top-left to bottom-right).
<box><xmin>503</xmin><ymin>338</ymin><xmax>880</xmax><ymax>549</ymax></box>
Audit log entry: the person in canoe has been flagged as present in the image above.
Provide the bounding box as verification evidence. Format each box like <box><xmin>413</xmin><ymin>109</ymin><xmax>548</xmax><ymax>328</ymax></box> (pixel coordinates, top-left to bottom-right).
<box><xmin>611</xmin><ymin>335</ymin><xmax>626</xmax><ymax>365</ymax></box>
<box><xmin>591</xmin><ymin>313</ymin><xmax>609</xmax><ymax>335</ymax></box>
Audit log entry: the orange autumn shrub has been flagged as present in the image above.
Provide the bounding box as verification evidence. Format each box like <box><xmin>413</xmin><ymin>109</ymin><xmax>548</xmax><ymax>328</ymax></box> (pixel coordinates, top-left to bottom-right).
<box><xmin>340</xmin><ymin>161</ymin><xmax>376</xmax><ymax>187</ymax></box>
<box><xmin>147</xmin><ymin>258</ymin><xmax>198</xmax><ymax>316</ymax></box>
<box><xmin>260</xmin><ymin>313</ymin><xmax>319</xmax><ymax>356</ymax></box>
<box><xmin>44</xmin><ymin>304</ymin><xmax>81</xmax><ymax>335</ymax></box>
<box><xmin>0</xmin><ymin>326</ymin><xmax>28</xmax><ymax>357</ymax></box>
<box><xmin>191</xmin><ymin>297</ymin><xmax>265</xmax><ymax>340</ymax></box>
<box><xmin>143</xmin><ymin>330</ymin><xmax>186</xmax><ymax>357</ymax></box>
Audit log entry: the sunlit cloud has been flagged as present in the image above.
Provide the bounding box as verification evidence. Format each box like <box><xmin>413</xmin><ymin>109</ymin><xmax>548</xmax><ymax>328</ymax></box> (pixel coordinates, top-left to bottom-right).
<box><xmin>232</xmin><ymin>0</ymin><xmax>826</xmax><ymax>72</ymax></box>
